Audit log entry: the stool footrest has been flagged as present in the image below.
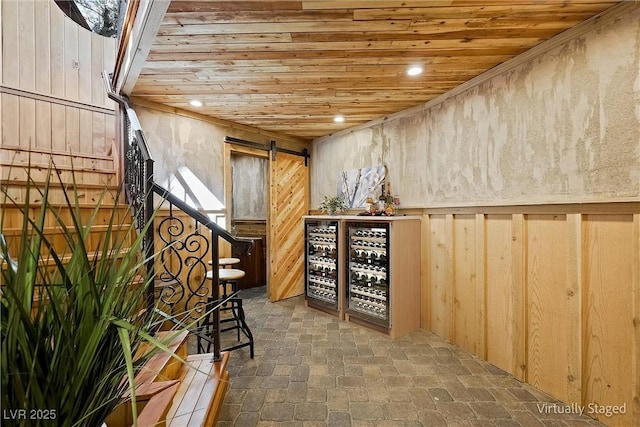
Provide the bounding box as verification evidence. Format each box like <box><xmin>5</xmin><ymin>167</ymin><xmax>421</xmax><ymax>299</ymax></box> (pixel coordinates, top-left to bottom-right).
<box><xmin>196</xmin><ymin>297</ymin><xmax>254</xmax><ymax>359</ymax></box>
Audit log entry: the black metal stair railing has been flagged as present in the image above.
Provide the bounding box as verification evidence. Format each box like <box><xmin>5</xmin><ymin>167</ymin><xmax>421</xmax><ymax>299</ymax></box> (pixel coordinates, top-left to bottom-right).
<box><xmin>104</xmin><ymin>72</ymin><xmax>253</xmax><ymax>360</ymax></box>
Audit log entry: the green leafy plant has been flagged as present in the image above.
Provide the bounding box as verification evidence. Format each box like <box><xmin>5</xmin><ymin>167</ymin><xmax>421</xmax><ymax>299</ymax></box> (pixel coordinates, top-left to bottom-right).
<box><xmin>0</xmin><ymin>162</ymin><xmax>187</xmax><ymax>427</ymax></box>
<box><xmin>318</xmin><ymin>195</ymin><xmax>349</xmax><ymax>215</ymax></box>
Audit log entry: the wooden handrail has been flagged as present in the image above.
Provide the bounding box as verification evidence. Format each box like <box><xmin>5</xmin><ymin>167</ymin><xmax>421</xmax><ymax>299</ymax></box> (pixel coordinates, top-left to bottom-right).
<box><xmin>151</xmin><ymin>183</ymin><xmax>253</xmax><ymax>255</ymax></box>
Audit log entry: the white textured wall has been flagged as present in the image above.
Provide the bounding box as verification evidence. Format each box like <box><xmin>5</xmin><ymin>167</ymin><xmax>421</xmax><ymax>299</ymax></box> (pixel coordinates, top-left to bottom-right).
<box><xmin>312</xmin><ymin>7</ymin><xmax>640</xmax><ymax>208</ymax></box>
<box><xmin>232</xmin><ymin>154</ymin><xmax>268</xmax><ymax>219</ymax></box>
<box><xmin>134</xmin><ymin>105</ymin><xmax>305</xmax><ymax>207</ymax></box>
<box><xmin>135</xmin><ymin>105</ymin><xmax>228</xmax><ymax>202</ymax></box>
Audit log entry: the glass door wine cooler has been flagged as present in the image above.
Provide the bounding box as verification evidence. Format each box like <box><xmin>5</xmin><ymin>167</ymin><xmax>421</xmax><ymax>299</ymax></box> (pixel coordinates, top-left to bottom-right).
<box><xmin>346</xmin><ymin>222</ymin><xmax>390</xmax><ymax>328</ymax></box>
<box><xmin>305</xmin><ymin>220</ymin><xmax>340</xmax><ymax>315</ymax></box>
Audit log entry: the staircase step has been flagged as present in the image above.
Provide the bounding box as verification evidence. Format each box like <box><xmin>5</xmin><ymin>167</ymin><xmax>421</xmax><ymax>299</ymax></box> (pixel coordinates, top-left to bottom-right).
<box><xmin>104</xmin><ymin>331</ymin><xmax>190</xmax><ymax>427</ymax></box>
<box><xmin>136</xmin><ymin>381</ymin><xmax>181</xmax><ymax>427</ymax></box>
<box><xmin>166</xmin><ymin>352</ymin><xmax>230</xmax><ymax>427</ymax></box>
<box><xmin>135</xmin><ymin>330</ymin><xmax>190</xmax><ymax>389</ymax></box>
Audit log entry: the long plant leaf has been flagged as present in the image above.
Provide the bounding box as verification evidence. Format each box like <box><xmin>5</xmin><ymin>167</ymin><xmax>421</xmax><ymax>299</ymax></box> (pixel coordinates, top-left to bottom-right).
<box><xmin>1</xmin><ymin>161</ymin><xmax>194</xmax><ymax>427</ymax></box>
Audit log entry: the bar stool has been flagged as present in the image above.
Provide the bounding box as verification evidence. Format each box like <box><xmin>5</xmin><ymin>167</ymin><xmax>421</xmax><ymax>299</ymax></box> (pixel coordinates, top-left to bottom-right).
<box><xmin>208</xmin><ymin>257</ymin><xmax>240</xmax><ymax>268</ymax></box>
<box><xmin>206</xmin><ymin>268</ymin><xmax>245</xmax><ymax>299</ymax></box>
<box><xmin>200</xmin><ymin>268</ymin><xmax>254</xmax><ymax>358</ymax></box>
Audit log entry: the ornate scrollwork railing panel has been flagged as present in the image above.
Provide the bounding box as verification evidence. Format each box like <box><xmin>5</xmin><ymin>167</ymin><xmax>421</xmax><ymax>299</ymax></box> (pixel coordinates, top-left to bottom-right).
<box><xmin>155</xmin><ymin>207</ymin><xmax>212</xmax><ymax>323</ymax></box>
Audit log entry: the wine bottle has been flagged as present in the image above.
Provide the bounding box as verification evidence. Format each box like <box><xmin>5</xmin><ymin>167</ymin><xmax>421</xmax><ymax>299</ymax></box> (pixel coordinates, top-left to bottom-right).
<box><xmin>378</xmin><ymin>184</ymin><xmax>386</xmax><ymax>213</ymax></box>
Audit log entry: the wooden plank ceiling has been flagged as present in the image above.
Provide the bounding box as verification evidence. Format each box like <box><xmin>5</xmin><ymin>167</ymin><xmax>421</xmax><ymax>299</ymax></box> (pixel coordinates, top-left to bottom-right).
<box><xmin>132</xmin><ymin>0</ymin><xmax>621</xmax><ymax>142</ymax></box>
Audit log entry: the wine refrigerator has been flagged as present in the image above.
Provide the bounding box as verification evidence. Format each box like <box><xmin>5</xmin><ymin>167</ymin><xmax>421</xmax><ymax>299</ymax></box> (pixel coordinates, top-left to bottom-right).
<box><xmin>345</xmin><ymin>222</ymin><xmax>390</xmax><ymax>329</ymax></box>
<box><xmin>304</xmin><ymin>219</ymin><xmax>341</xmax><ymax>316</ymax></box>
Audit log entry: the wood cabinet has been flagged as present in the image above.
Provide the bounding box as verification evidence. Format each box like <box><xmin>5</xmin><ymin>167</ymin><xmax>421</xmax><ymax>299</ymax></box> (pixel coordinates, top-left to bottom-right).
<box><xmin>304</xmin><ymin>215</ymin><xmax>421</xmax><ymax>338</ymax></box>
<box><xmin>232</xmin><ymin>236</ymin><xmax>265</xmax><ymax>290</ymax></box>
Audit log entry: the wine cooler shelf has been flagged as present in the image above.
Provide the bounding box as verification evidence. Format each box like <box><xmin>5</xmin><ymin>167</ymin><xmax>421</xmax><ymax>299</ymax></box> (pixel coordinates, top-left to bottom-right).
<box><xmin>304</xmin><ymin>215</ymin><xmax>421</xmax><ymax>339</ymax></box>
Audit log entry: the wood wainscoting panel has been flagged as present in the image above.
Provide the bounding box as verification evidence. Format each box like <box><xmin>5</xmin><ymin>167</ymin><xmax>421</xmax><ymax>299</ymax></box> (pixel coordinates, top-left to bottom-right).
<box><xmin>526</xmin><ymin>214</ymin><xmax>572</xmax><ymax>402</ymax></box>
<box><xmin>1</xmin><ymin>93</ymin><xmax>19</xmax><ymax>146</ymax></box>
<box><xmin>428</xmin><ymin>214</ymin><xmax>453</xmax><ymax>341</ymax></box>
<box><xmin>420</xmin><ymin>214</ymin><xmax>431</xmax><ymax>330</ymax></box>
<box><xmin>421</xmin><ymin>205</ymin><xmax>639</xmax><ymax>426</ymax></box>
<box><xmin>452</xmin><ymin>214</ymin><xmax>481</xmax><ymax>354</ymax></box>
<box><xmin>582</xmin><ymin>214</ymin><xmax>635</xmax><ymax>426</ymax></box>
<box><xmin>485</xmin><ymin>214</ymin><xmax>518</xmax><ymax>377</ymax></box>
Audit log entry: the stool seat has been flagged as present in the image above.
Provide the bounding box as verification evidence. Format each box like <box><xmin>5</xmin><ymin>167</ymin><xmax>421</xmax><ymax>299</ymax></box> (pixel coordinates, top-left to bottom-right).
<box><xmin>208</xmin><ymin>257</ymin><xmax>240</xmax><ymax>267</ymax></box>
<box><xmin>206</xmin><ymin>268</ymin><xmax>245</xmax><ymax>281</ymax></box>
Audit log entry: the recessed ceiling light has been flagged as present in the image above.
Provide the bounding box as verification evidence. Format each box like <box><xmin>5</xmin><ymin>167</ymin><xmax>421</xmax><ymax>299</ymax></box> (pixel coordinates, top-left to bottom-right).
<box><xmin>334</xmin><ymin>115</ymin><xmax>345</xmax><ymax>123</ymax></box>
<box><xmin>190</xmin><ymin>100</ymin><xmax>203</xmax><ymax>107</ymax></box>
<box><xmin>407</xmin><ymin>66</ymin><xmax>423</xmax><ymax>76</ymax></box>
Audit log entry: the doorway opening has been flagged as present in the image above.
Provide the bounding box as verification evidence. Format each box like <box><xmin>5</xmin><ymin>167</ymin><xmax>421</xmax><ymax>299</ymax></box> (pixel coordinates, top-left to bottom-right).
<box><xmin>225</xmin><ymin>146</ymin><xmax>269</xmax><ymax>292</ymax></box>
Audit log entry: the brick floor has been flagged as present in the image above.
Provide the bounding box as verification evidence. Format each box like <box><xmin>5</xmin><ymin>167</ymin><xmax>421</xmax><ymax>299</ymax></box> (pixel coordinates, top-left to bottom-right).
<box><xmin>215</xmin><ymin>287</ymin><xmax>603</xmax><ymax>427</ymax></box>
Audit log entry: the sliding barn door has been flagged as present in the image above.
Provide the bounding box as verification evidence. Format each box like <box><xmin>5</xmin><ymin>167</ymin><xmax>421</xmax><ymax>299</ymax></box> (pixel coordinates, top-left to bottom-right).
<box><xmin>268</xmin><ymin>151</ymin><xmax>309</xmax><ymax>301</ymax></box>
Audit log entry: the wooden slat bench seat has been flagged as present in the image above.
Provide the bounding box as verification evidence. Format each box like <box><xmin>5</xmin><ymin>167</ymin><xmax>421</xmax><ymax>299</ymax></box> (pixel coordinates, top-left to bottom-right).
<box><xmin>166</xmin><ymin>352</ymin><xmax>230</xmax><ymax>427</ymax></box>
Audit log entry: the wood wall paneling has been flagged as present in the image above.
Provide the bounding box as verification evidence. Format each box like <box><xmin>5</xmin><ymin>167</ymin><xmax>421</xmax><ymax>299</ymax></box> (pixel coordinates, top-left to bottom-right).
<box><xmin>92</xmin><ymin>112</ymin><xmax>106</xmax><ymax>155</ymax></box>
<box><xmin>511</xmin><ymin>214</ymin><xmax>526</xmax><ymax>381</ymax></box>
<box><xmin>387</xmin><ymin>218</ymin><xmax>422</xmax><ymax>339</ymax></box>
<box><xmin>64</xmin><ymin>17</ymin><xmax>79</xmax><ymax>100</ymax></box>
<box><xmin>65</xmin><ymin>106</ymin><xmax>80</xmax><ymax>152</ymax></box>
<box><xmin>2</xmin><ymin>94</ymin><xmax>19</xmax><ymax>146</ymax></box>
<box><xmin>634</xmin><ymin>214</ymin><xmax>640</xmax><ymax>425</ymax></box>
<box><xmin>421</xmin><ymin>208</ymin><xmax>639</xmax><ymax>426</ymax></box>
<box><xmin>1</xmin><ymin>0</ymin><xmax>117</xmax><ymax>170</ymax></box>
<box><xmin>18</xmin><ymin>0</ymin><xmax>35</xmax><ymax>91</ymax></box>
<box><xmin>582</xmin><ymin>214</ymin><xmax>635</xmax><ymax>426</ymax></box>
<box><xmin>103</xmin><ymin>38</ymin><xmax>116</xmax><ymax>109</ymax></box>
<box><xmin>50</xmin><ymin>1</ymin><xmax>65</xmax><ymax>98</ymax></box>
<box><xmin>79</xmin><ymin>109</ymin><xmax>93</xmax><ymax>153</ymax></box>
<box><xmin>526</xmin><ymin>214</ymin><xmax>571</xmax><ymax>402</ymax></box>
<box><xmin>474</xmin><ymin>213</ymin><xmax>487</xmax><ymax>359</ymax></box>
<box><xmin>420</xmin><ymin>214</ymin><xmax>430</xmax><ymax>330</ymax></box>
<box><xmin>19</xmin><ymin>97</ymin><xmax>36</xmax><ymax>147</ymax></box>
<box><xmin>452</xmin><ymin>214</ymin><xmax>479</xmax><ymax>354</ymax></box>
<box><xmin>78</xmin><ymin>29</ymin><xmax>92</xmax><ymax>104</ymax></box>
<box><xmin>1</xmin><ymin>204</ymin><xmax>134</xmax><ymax>263</ymax></box>
<box><xmin>428</xmin><ymin>214</ymin><xmax>452</xmax><ymax>340</ymax></box>
<box><xmin>1</xmin><ymin>1</ymin><xmax>120</xmax><ymax>272</ymax></box>
<box><xmin>50</xmin><ymin>103</ymin><xmax>66</xmax><ymax>151</ymax></box>
<box><xmin>484</xmin><ymin>214</ymin><xmax>520</xmax><ymax>377</ymax></box>
<box><xmin>35</xmin><ymin>100</ymin><xmax>52</xmax><ymax>149</ymax></box>
<box><xmin>104</xmin><ymin>109</ymin><xmax>115</xmax><ymax>157</ymax></box>
<box><xmin>3</xmin><ymin>0</ymin><xmax>19</xmax><ymax>87</ymax></box>
<box><xmin>566</xmin><ymin>213</ymin><xmax>584</xmax><ymax>404</ymax></box>
<box><xmin>91</xmin><ymin>35</ymin><xmax>104</xmax><ymax>105</ymax></box>
<box><xmin>34</xmin><ymin>0</ymin><xmax>51</xmax><ymax>94</ymax></box>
